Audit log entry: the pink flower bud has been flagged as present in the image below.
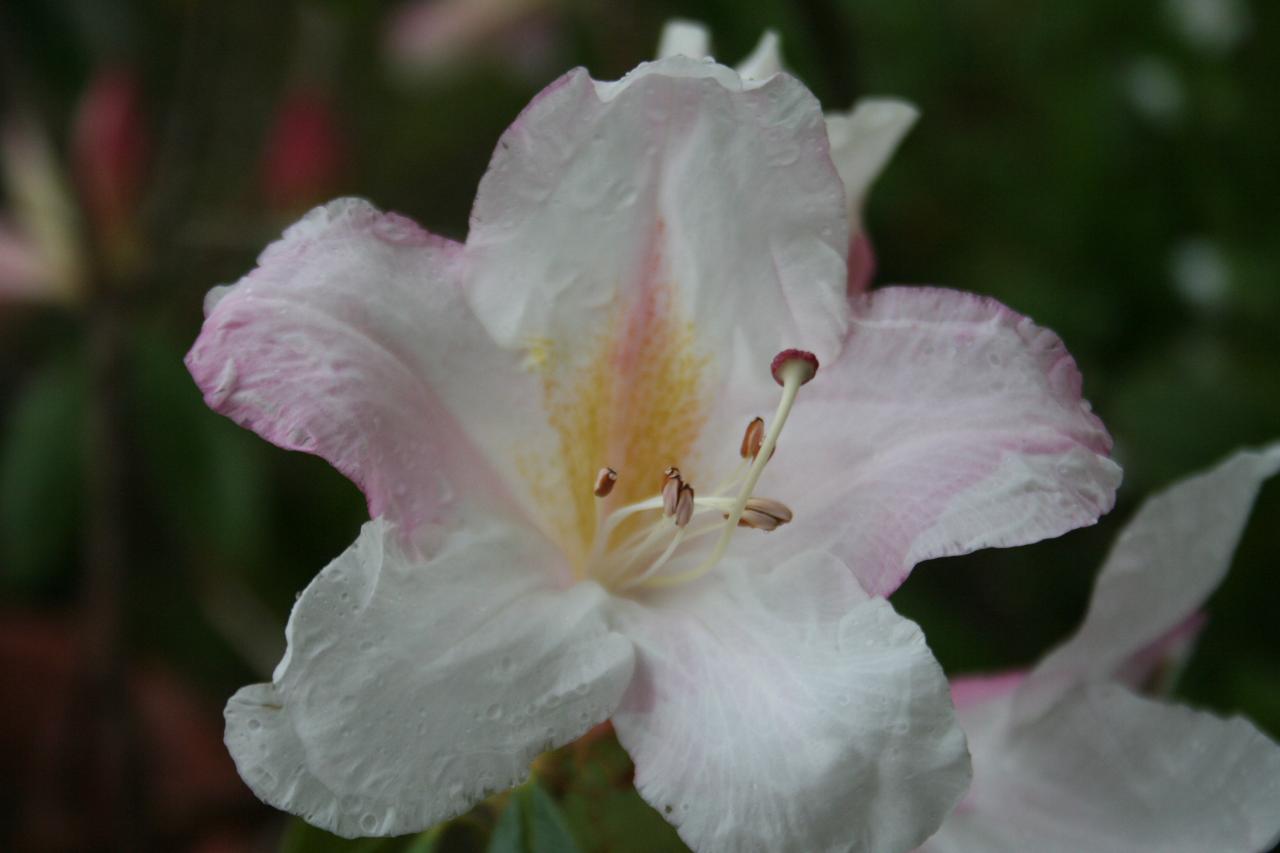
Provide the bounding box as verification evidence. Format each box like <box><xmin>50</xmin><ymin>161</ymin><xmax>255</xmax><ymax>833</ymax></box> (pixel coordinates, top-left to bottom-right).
<box><xmin>260</xmin><ymin>88</ymin><xmax>346</xmax><ymax>212</ymax></box>
<box><xmin>71</xmin><ymin>67</ymin><xmax>148</xmax><ymax>236</ymax></box>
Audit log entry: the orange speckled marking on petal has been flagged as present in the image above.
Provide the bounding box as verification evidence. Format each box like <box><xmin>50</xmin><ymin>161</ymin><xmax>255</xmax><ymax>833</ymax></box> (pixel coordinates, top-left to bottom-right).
<box><xmin>519</xmin><ymin>278</ymin><xmax>709</xmax><ymax>572</ymax></box>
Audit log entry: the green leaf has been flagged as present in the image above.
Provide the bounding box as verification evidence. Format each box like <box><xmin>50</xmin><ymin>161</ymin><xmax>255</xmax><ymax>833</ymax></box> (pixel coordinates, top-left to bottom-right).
<box><xmin>486</xmin><ymin>782</ymin><xmax>581</xmax><ymax>853</ymax></box>
<box><xmin>0</xmin><ymin>353</ymin><xmax>85</xmax><ymax>588</ymax></box>
<box><xmin>525</xmin><ymin>783</ymin><xmax>582</xmax><ymax>853</ymax></box>
<box><xmin>486</xmin><ymin>791</ymin><xmax>524</xmax><ymax>853</ymax></box>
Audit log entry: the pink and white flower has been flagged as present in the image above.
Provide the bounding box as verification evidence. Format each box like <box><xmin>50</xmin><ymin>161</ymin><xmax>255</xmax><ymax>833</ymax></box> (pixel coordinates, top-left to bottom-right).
<box><xmin>922</xmin><ymin>445</ymin><xmax>1280</xmax><ymax>853</ymax></box>
<box><xmin>188</xmin><ymin>51</ymin><xmax>1118</xmax><ymax>852</ymax></box>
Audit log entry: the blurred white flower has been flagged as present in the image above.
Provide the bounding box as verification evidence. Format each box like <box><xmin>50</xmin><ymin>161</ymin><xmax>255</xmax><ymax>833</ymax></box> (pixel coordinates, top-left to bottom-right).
<box><xmin>1170</xmin><ymin>237</ymin><xmax>1231</xmax><ymax>309</ymax></box>
<box><xmin>1123</xmin><ymin>56</ymin><xmax>1185</xmax><ymax>124</ymax></box>
<box><xmin>1166</xmin><ymin>0</ymin><xmax>1251</xmax><ymax>54</ymax></box>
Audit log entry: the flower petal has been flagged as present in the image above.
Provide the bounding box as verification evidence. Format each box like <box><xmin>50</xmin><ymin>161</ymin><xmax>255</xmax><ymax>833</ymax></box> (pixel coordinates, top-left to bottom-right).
<box><xmin>225</xmin><ymin>517</ymin><xmax>635</xmax><ymax>838</ymax></box>
<box><xmin>186</xmin><ymin>198</ymin><xmax>540</xmax><ymax>536</ymax></box>
<box><xmin>757</xmin><ymin>286</ymin><xmax>1120</xmax><ymax>597</ymax></box>
<box><xmin>466</xmin><ymin>58</ymin><xmax>850</xmax><ymax>367</ymax></box>
<box><xmin>824</xmin><ymin>98</ymin><xmax>918</xmax><ymax>232</ymax></box>
<box><xmin>735</xmin><ymin>30</ymin><xmax>783</xmax><ymax>81</ymax></box>
<box><xmin>950</xmin><ymin>670</ymin><xmax>1025</xmax><ymax>711</ymax></box>
<box><xmin>656</xmin><ymin>20</ymin><xmax>709</xmax><ymax>60</ymax></box>
<box><xmin>609</xmin><ymin>550</ymin><xmax>970</xmax><ymax>853</ymax></box>
<box><xmin>924</xmin><ymin>683</ymin><xmax>1280</xmax><ymax>853</ymax></box>
<box><xmin>1017</xmin><ymin>443</ymin><xmax>1280</xmax><ymax>719</ymax></box>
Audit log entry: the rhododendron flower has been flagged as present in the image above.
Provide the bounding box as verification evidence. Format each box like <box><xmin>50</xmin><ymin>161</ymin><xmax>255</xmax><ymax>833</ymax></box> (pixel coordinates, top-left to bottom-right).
<box><xmin>658</xmin><ymin>20</ymin><xmax>918</xmax><ymax>293</ymax></box>
<box><xmin>922</xmin><ymin>444</ymin><xmax>1280</xmax><ymax>853</ymax></box>
<box><xmin>188</xmin><ymin>52</ymin><xmax>1119</xmax><ymax>851</ymax></box>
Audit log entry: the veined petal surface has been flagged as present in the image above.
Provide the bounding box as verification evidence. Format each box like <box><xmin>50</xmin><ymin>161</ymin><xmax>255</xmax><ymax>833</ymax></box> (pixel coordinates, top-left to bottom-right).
<box><xmin>756</xmin><ymin>286</ymin><xmax>1119</xmax><ymax>597</ymax></box>
<box><xmin>225</xmin><ymin>517</ymin><xmax>635</xmax><ymax>838</ymax></box>
<box><xmin>609</xmin><ymin>550</ymin><xmax>970</xmax><ymax>853</ymax></box>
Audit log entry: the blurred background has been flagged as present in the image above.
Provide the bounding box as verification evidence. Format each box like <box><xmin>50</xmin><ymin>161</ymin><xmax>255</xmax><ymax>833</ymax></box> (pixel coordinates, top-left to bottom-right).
<box><xmin>1</xmin><ymin>0</ymin><xmax>1277</xmax><ymax>850</ymax></box>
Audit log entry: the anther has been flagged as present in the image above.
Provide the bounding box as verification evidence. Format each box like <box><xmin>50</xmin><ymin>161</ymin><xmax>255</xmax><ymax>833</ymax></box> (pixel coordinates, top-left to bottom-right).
<box><xmin>674</xmin><ymin>483</ymin><xmax>695</xmax><ymax>528</ymax></box>
<box><xmin>593</xmin><ymin>467</ymin><xmax>618</xmax><ymax>498</ymax></box>
<box><xmin>662</xmin><ymin>470</ymin><xmax>683</xmax><ymax>515</ymax></box>
<box><xmin>739</xmin><ymin>417</ymin><xmax>765</xmax><ymax>459</ymax></box>
<box><xmin>733</xmin><ymin>497</ymin><xmax>793</xmax><ymax>531</ymax></box>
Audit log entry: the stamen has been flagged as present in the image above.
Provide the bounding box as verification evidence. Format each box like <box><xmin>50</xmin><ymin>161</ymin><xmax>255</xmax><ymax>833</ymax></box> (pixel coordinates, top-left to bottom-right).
<box><xmin>739</xmin><ymin>417</ymin><xmax>764</xmax><ymax>459</ymax></box>
<box><xmin>593</xmin><ymin>466</ymin><xmax>618</xmax><ymax>497</ymax></box>
<box><xmin>645</xmin><ymin>349</ymin><xmax>818</xmax><ymax>588</ymax></box>
<box><xmin>662</xmin><ymin>469</ymin><xmax>683</xmax><ymax>515</ymax></box>
<box><xmin>674</xmin><ymin>483</ymin><xmax>695</xmax><ymax>528</ymax></box>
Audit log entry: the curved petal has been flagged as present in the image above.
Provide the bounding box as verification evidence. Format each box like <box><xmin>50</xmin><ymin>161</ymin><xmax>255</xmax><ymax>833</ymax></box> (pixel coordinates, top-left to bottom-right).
<box><xmin>924</xmin><ymin>683</ymin><xmax>1280</xmax><ymax>853</ymax></box>
<box><xmin>466</xmin><ymin>58</ymin><xmax>850</xmax><ymax>367</ymax></box>
<box><xmin>186</xmin><ymin>198</ymin><xmax>541</xmax><ymax>537</ymax></box>
<box><xmin>756</xmin><ymin>287</ymin><xmax>1120</xmax><ymax>597</ymax></box>
<box><xmin>609</xmin><ymin>550</ymin><xmax>970</xmax><ymax>853</ymax></box>
<box><xmin>735</xmin><ymin>30</ymin><xmax>783</xmax><ymax>81</ymax></box>
<box><xmin>950</xmin><ymin>670</ymin><xmax>1025</xmax><ymax>711</ymax></box>
<box><xmin>225</xmin><ymin>517</ymin><xmax>635</xmax><ymax>838</ymax></box>
<box><xmin>1017</xmin><ymin>443</ymin><xmax>1280</xmax><ymax>719</ymax></box>
<box><xmin>825</xmin><ymin>98</ymin><xmax>918</xmax><ymax>233</ymax></box>
<box><xmin>847</xmin><ymin>229</ymin><xmax>877</xmax><ymax>295</ymax></box>
<box><xmin>656</xmin><ymin>20</ymin><xmax>709</xmax><ymax>60</ymax></box>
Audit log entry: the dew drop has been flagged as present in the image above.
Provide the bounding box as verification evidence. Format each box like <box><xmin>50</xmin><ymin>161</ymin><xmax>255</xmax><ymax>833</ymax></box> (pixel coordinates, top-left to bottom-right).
<box><xmin>360</xmin><ymin>813</ymin><xmax>378</xmax><ymax>833</ymax></box>
<box><xmin>248</xmin><ymin>718</ymin><xmax>262</xmax><ymax>731</ymax></box>
<box><xmin>485</xmin><ymin>704</ymin><xmax>503</xmax><ymax>721</ymax></box>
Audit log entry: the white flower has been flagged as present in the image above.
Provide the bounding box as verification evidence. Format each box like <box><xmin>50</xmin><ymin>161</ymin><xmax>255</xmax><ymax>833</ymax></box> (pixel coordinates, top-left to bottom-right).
<box><xmin>189</xmin><ymin>47</ymin><xmax>1118</xmax><ymax>852</ymax></box>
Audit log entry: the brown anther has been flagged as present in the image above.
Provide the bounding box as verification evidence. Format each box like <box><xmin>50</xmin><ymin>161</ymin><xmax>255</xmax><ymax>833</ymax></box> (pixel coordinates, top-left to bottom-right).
<box><xmin>674</xmin><ymin>483</ymin><xmax>695</xmax><ymax>528</ymax></box>
<box><xmin>593</xmin><ymin>467</ymin><xmax>618</xmax><ymax>498</ymax></box>
<box><xmin>663</xmin><ymin>466</ymin><xmax>680</xmax><ymax>479</ymax></box>
<box><xmin>744</xmin><ymin>497</ymin><xmax>793</xmax><ymax>524</ymax></box>
<box><xmin>662</xmin><ymin>470</ymin><xmax>683</xmax><ymax>515</ymax></box>
<box><xmin>728</xmin><ymin>497</ymin><xmax>794</xmax><ymax>531</ymax></box>
<box><xmin>739</xmin><ymin>417</ymin><xmax>765</xmax><ymax>459</ymax></box>
<box><xmin>736</xmin><ymin>508</ymin><xmax>782</xmax><ymax>531</ymax></box>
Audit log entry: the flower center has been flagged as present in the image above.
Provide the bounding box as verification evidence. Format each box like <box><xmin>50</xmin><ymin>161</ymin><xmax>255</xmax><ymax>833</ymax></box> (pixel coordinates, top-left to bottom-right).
<box><xmin>582</xmin><ymin>350</ymin><xmax>818</xmax><ymax>592</ymax></box>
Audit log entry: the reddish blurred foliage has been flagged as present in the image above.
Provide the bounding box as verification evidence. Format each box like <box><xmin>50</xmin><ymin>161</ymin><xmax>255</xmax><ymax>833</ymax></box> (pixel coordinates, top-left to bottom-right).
<box><xmin>71</xmin><ymin>67</ymin><xmax>150</xmax><ymax>240</ymax></box>
<box><xmin>0</xmin><ymin>611</ymin><xmax>260</xmax><ymax>852</ymax></box>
